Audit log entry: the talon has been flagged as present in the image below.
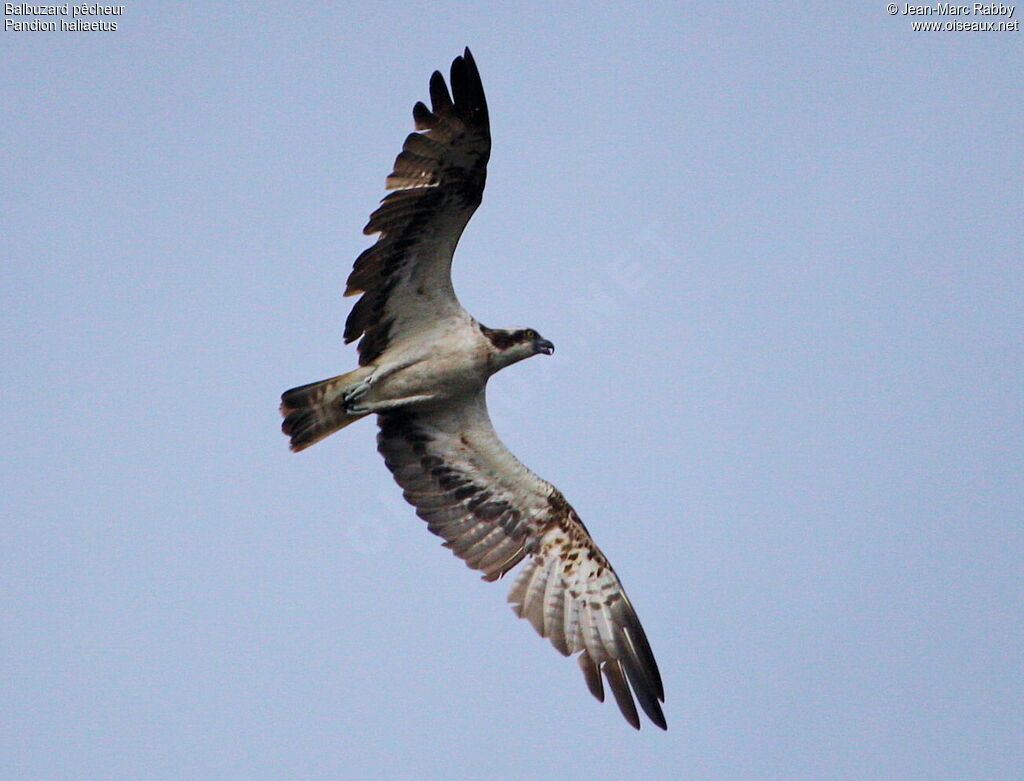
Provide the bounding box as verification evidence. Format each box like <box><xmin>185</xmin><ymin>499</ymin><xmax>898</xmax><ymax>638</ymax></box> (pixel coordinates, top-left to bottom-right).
<box><xmin>341</xmin><ymin>376</ymin><xmax>374</xmax><ymax>407</ymax></box>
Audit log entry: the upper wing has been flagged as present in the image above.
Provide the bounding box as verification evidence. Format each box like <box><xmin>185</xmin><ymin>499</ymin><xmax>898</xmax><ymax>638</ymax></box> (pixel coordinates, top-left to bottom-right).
<box><xmin>343</xmin><ymin>48</ymin><xmax>491</xmax><ymax>365</ymax></box>
<box><xmin>377</xmin><ymin>394</ymin><xmax>667</xmax><ymax>730</ymax></box>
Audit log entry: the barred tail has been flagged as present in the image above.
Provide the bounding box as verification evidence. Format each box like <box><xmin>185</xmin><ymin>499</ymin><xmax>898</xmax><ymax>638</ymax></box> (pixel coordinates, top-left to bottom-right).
<box><xmin>279</xmin><ymin>369</ymin><xmax>371</xmax><ymax>452</ymax></box>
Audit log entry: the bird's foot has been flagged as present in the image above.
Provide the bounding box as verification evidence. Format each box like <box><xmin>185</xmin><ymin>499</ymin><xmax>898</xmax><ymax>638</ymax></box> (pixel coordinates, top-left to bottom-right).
<box><xmin>346</xmin><ymin>393</ymin><xmax>437</xmax><ymax>415</ymax></box>
<box><xmin>341</xmin><ymin>374</ymin><xmax>375</xmax><ymax>412</ymax></box>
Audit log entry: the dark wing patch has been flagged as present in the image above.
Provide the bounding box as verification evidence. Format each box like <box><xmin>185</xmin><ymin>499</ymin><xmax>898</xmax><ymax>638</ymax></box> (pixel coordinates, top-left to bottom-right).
<box><xmin>376</xmin><ymin>395</ymin><xmax>667</xmax><ymax>730</ymax></box>
<box><xmin>377</xmin><ymin>401</ymin><xmax>540</xmax><ymax>582</ymax></box>
<box><xmin>344</xmin><ymin>48</ymin><xmax>491</xmax><ymax>365</ymax></box>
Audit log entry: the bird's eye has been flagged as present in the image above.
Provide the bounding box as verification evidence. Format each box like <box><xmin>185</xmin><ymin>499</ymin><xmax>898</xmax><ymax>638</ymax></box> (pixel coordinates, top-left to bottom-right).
<box><xmin>524</xmin><ymin>329</ymin><xmax>537</xmax><ymax>340</ymax></box>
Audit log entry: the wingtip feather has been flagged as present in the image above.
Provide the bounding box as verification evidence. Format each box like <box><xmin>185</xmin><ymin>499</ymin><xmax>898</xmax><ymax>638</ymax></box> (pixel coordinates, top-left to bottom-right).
<box><xmin>603</xmin><ymin>661</ymin><xmax>641</xmax><ymax>730</ymax></box>
<box><xmin>578</xmin><ymin>653</ymin><xmax>605</xmax><ymax>703</ymax></box>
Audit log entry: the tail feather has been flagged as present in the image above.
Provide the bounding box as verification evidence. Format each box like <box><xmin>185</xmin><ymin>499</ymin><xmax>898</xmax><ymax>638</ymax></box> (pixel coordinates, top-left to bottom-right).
<box><xmin>280</xmin><ymin>369</ymin><xmax>370</xmax><ymax>452</ymax></box>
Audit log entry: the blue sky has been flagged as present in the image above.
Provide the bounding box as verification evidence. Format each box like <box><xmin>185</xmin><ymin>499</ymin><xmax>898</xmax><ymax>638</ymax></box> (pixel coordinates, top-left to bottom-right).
<box><xmin>2</xmin><ymin>2</ymin><xmax>1022</xmax><ymax>779</ymax></box>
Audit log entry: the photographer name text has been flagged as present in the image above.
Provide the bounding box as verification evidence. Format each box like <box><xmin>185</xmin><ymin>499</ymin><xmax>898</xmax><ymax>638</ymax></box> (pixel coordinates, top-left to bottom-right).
<box><xmin>895</xmin><ymin>3</ymin><xmax>1014</xmax><ymax>15</ymax></box>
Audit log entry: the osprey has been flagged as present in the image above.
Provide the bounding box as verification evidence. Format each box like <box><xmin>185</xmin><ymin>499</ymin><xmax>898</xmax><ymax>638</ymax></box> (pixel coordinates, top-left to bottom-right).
<box><xmin>280</xmin><ymin>49</ymin><xmax>666</xmax><ymax>730</ymax></box>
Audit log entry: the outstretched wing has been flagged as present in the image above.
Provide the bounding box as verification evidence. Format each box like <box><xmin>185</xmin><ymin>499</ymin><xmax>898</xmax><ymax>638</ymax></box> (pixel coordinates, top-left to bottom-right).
<box><xmin>343</xmin><ymin>48</ymin><xmax>491</xmax><ymax>365</ymax></box>
<box><xmin>377</xmin><ymin>394</ymin><xmax>667</xmax><ymax>730</ymax></box>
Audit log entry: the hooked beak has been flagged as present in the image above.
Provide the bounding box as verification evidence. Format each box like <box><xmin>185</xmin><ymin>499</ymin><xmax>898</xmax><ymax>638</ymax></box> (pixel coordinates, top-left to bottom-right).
<box><xmin>535</xmin><ymin>338</ymin><xmax>555</xmax><ymax>356</ymax></box>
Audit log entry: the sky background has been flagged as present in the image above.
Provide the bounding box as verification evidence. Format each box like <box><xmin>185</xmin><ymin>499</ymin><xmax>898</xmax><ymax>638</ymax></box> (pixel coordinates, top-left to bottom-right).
<box><xmin>2</xmin><ymin>2</ymin><xmax>1022</xmax><ymax>779</ymax></box>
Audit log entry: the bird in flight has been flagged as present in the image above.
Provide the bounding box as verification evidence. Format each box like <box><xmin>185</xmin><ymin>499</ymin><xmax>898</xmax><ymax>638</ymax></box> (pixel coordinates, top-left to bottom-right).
<box><xmin>280</xmin><ymin>48</ymin><xmax>666</xmax><ymax>730</ymax></box>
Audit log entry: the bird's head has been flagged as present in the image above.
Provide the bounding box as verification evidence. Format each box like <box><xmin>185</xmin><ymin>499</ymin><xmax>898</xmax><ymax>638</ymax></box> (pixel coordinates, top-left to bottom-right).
<box><xmin>481</xmin><ymin>325</ymin><xmax>554</xmax><ymax>372</ymax></box>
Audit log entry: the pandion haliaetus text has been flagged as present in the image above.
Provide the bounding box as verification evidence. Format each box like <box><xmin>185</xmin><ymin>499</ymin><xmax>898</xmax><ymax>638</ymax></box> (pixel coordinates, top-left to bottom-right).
<box><xmin>280</xmin><ymin>49</ymin><xmax>666</xmax><ymax>730</ymax></box>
